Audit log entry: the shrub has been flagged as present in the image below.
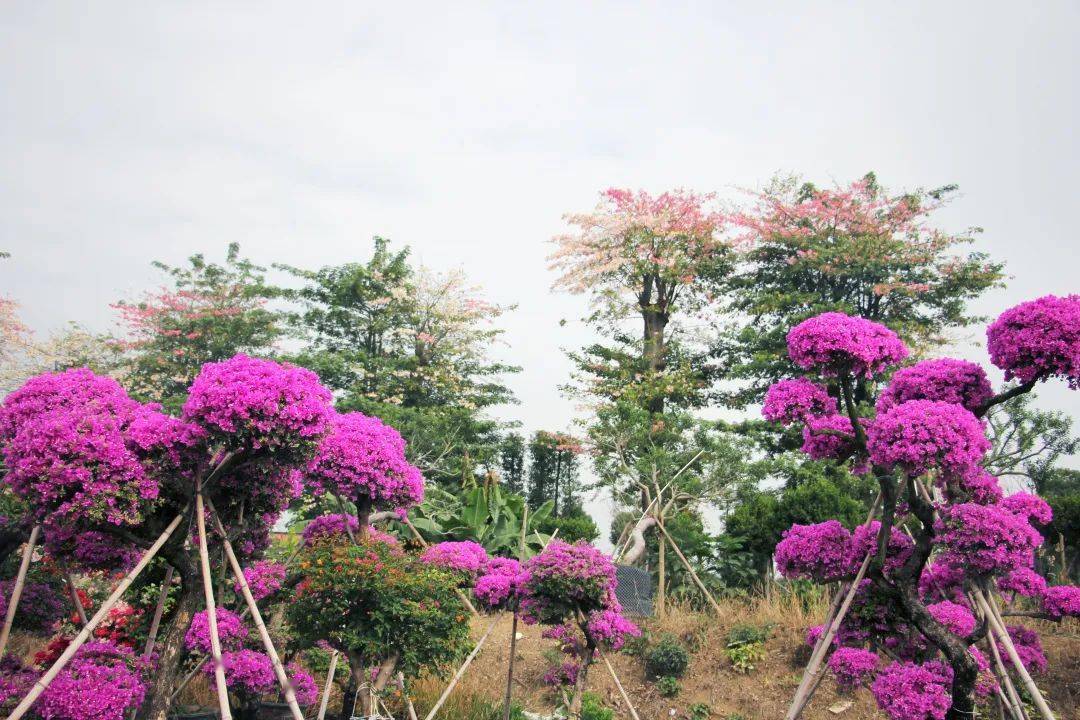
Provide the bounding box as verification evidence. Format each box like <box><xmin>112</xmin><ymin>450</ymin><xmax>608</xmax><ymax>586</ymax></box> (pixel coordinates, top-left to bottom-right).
<box><xmin>725</xmin><ymin>624</ymin><xmax>770</xmax><ymax>674</ymax></box>
<box><xmin>689</xmin><ymin>703</ymin><xmax>711</xmax><ymax>720</ymax></box>
<box><xmin>656</xmin><ymin>675</ymin><xmax>680</xmax><ymax>697</ymax></box>
<box><xmin>539</xmin><ymin>510</ymin><xmax>600</xmax><ymax>543</ymax></box>
<box><xmin>644</xmin><ymin>633</ymin><xmax>690</xmax><ymax>679</ymax></box>
<box><xmin>580</xmin><ymin>691</ymin><xmax>614</xmax><ymax>720</ymax></box>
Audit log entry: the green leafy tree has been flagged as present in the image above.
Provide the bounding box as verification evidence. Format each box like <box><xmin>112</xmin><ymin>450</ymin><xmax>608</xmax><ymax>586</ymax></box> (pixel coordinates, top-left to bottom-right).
<box><xmin>287</xmin><ymin>538</ymin><xmax>471</xmax><ymax>719</ymax></box>
<box><xmin>718</xmin><ymin>172</ymin><xmax>1005</xmax><ymax>408</ymax></box>
<box><xmin>277</xmin><ymin>238</ymin><xmax>518</xmax><ymax>487</ymax></box>
<box><xmin>113</xmin><ymin>243</ymin><xmax>279</xmax><ymax>411</ymax></box>
<box><xmin>526</xmin><ymin>430</ymin><xmax>584</xmax><ymax>516</ymax></box>
<box><xmin>499</xmin><ymin>432</ymin><xmax>526</xmax><ymax>495</ymax></box>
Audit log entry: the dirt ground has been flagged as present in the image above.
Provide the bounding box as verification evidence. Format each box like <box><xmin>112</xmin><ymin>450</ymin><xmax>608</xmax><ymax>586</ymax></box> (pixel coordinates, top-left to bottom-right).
<box><xmin>431</xmin><ymin>606</ymin><xmax>1080</xmax><ymax>720</ymax></box>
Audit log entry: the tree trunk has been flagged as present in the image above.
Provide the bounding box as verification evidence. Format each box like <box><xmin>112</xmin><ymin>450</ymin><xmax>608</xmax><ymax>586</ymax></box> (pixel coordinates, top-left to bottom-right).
<box><xmin>339</xmin><ymin>650</ymin><xmax>364</xmax><ymax>720</ymax></box>
<box><xmin>567</xmin><ymin>646</ymin><xmax>594</xmax><ymax>720</ymax></box>
<box><xmin>138</xmin><ymin>578</ymin><xmax>201</xmax><ymax>720</ymax></box>
<box><xmin>657</xmin><ymin>533</ymin><xmax>666</xmax><ymax>617</ymax></box>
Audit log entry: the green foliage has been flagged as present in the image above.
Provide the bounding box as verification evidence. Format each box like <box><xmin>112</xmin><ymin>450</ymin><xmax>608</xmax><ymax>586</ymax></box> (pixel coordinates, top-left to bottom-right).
<box><xmin>725</xmin><ymin>624</ymin><xmax>770</xmax><ymax>674</ymax></box>
<box><xmin>689</xmin><ymin>703</ymin><xmax>711</xmax><ymax>720</ymax></box>
<box><xmin>526</xmin><ymin>430</ymin><xmax>583</xmax><ymax>516</ymax></box>
<box><xmin>277</xmin><ymin>237</ymin><xmax>519</xmax><ymax>487</ymax></box>
<box><xmin>984</xmin><ymin>394</ymin><xmax>1077</xmax><ymax>483</ymax></box>
<box><xmin>1038</xmin><ymin>468</ymin><xmax>1080</xmax><ymax>582</ymax></box>
<box><xmin>580</xmin><ymin>692</ymin><xmax>615</xmax><ymax>720</ymax></box>
<box><xmin>409</xmin><ymin>483</ymin><xmax>553</xmax><ymax>558</ymax></box>
<box><xmin>114</xmin><ymin>243</ymin><xmax>279</xmax><ymax>411</ymax></box>
<box><xmin>499</xmin><ymin>433</ymin><xmax>526</xmax><ymax>495</ymax></box>
<box><xmin>538</xmin><ymin>506</ymin><xmax>599</xmax><ymax>543</ymax></box>
<box><xmin>286</xmin><ymin>538</ymin><xmax>471</xmax><ymax>682</ymax></box>
<box><xmin>644</xmin><ymin>633</ymin><xmax>690</xmax><ymax>679</ymax></box>
<box><xmin>655</xmin><ymin>675</ymin><xmax>680</xmax><ymax>697</ymax></box>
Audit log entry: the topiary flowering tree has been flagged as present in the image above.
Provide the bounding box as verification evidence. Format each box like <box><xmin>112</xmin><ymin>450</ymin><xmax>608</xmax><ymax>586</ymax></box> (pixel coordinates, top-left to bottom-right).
<box><xmin>515</xmin><ymin>540</ymin><xmax>639</xmax><ymax>719</ymax></box>
<box><xmin>762</xmin><ymin>295</ymin><xmax>1080</xmax><ymax>720</ymax></box>
<box><xmin>0</xmin><ymin>353</ymin><xmax>336</xmax><ymax>719</ymax></box>
<box><xmin>304</xmin><ymin>411</ymin><xmax>424</xmax><ymax>538</ymax></box>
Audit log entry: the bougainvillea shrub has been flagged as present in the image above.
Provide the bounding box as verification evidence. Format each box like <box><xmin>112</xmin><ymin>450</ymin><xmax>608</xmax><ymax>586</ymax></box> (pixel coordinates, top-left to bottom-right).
<box><xmin>286</xmin><ymin>536</ymin><xmax>470</xmax><ymax>717</ymax></box>
<box><xmin>35</xmin><ymin>641</ymin><xmax>149</xmax><ymax>720</ymax></box>
<box><xmin>761</xmin><ymin>299</ymin><xmax>1080</xmax><ymax>720</ymax></box>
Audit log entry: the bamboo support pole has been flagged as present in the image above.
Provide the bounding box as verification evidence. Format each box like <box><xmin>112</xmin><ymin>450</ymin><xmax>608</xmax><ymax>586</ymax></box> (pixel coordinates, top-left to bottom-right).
<box><xmin>6</xmin><ymin>512</ymin><xmax>186</xmax><ymax>720</ymax></box>
<box><xmin>501</xmin><ymin>506</ymin><xmax>528</xmax><ymax>720</ymax></box>
<box><xmin>653</xmin><ymin>518</ymin><xmax>722</xmax><ymax>617</ymax></box>
<box><xmin>613</xmin><ymin>450</ymin><xmax>703</xmax><ymax>562</ymax></box>
<box><xmin>597</xmin><ymin>648</ymin><xmax>641</xmax><ymax>720</ymax></box>
<box><xmin>975</xmin><ymin>590</ymin><xmax>1055</xmax><ymax>720</ymax></box>
<box><xmin>61</xmin><ymin>565</ymin><xmax>87</xmax><ymax>627</ymax></box>
<box><xmin>0</xmin><ymin>524</ymin><xmax>40</xmax><ymax>658</ymax></box>
<box><xmin>423</xmin><ymin>613</ymin><xmax>502</xmax><ymax>720</ymax></box>
<box><xmin>195</xmin><ymin>484</ymin><xmax>233</xmax><ymax>720</ymax></box>
<box><xmin>970</xmin><ymin>592</ymin><xmax>1027</xmax><ymax>720</ymax></box>
<box><xmin>399</xmin><ymin>672</ymin><xmax>418</xmax><ymax>720</ymax></box>
<box><xmin>205</xmin><ymin>497</ymin><xmax>304</xmax><ymax>720</ymax></box>
<box><xmin>143</xmin><ymin>565</ymin><xmax>175</xmax><ymax>659</ymax></box>
<box><xmin>315</xmin><ymin>651</ymin><xmax>338</xmax><ymax>720</ymax></box>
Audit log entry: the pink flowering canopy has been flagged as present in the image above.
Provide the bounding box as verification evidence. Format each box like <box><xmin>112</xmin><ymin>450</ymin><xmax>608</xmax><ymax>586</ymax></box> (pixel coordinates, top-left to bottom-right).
<box><xmin>762</xmin><ymin>378</ymin><xmax>837</xmax><ymax>426</ymax></box>
<box><xmin>867</xmin><ymin>400</ymin><xmax>989</xmax><ymax>479</ymax></box>
<box><xmin>774</xmin><ymin>521</ymin><xmax>853</xmax><ymax>583</ymax></box>
<box><xmin>35</xmin><ymin>641</ymin><xmax>148</xmax><ymax>720</ymax></box>
<box><xmin>786</xmin><ymin>312</ymin><xmax>909</xmax><ymax>378</ymax></box>
<box><xmin>871</xmin><ymin>661</ymin><xmax>953</xmax><ymax>720</ymax></box>
<box><xmin>827</xmin><ymin>647</ymin><xmax>878</xmax><ymax>691</ymax></box>
<box><xmin>205</xmin><ymin>649</ymin><xmax>276</xmax><ymax>701</ymax></box>
<box><xmin>419</xmin><ymin>541</ymin><xmax>489</xmax><ymax>576</ymax></box>
<box><xmin>986</xmin><ymin>294</ymin><xmax>1080</xmax><ymax>388</ymax></box>
<box><xmin>184</xmin><ymin>608</ymin><xmax>249</xmax><ymax>654</ymax></box>
<box><xmin>473</xmin><ymin>557</ymin><xmax>529</xmax><ymax>611</ymax></box>
<box><xmin>237</xmin><ymin>560</ymin><xmax>287</xmax><ymax>602</ymax></box>
<box><xmin>305</xmin><ymin>411</ymin><xmax>425</xmax><ymax>512</ymax></box>
<box><xmin>181</xmin><ymin>353</ymin><xmax>333</xmax><ymax>453</ymax></box>
<box><xmin>876</xmin><ymin>358</ymin><xmax>993</xmax><ymax>414</ymax></box>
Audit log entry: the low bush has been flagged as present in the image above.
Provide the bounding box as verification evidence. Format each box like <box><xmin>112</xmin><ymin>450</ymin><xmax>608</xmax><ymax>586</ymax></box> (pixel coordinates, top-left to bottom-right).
<box><xmin>644</xmin><ymin>633</ymin><xmax>690</xmax><ymax>679</ymax></box>
<box><xmin>656</xmin><ymin>676</ymin><xmax>680</xmax><ymax>697</ymax></box>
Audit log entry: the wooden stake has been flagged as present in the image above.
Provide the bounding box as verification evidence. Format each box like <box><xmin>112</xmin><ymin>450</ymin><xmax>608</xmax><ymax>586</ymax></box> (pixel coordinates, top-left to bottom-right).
<box><xmin>205</xmin><ymin>497</ymin><xmax>305</xmax><ymax>720</ymax></box>
<box><xmin>398</xmin><ymin>672</ymin><xmax>418</xmax><ymax>720</ymax></box>
<box><xmin>501</xmin><ymin>506</ymin><xmax>528</xmax><ymax>720</ymax></box>
<box><xmin>195</xmin><ymin>484</ymin><xmax>233</xmax><ymax>720</ymax></box>
<box><xmin>0</xmin><ymin>524</ymin><xmax>40</xmax><ymax>658</ymax></box>
<box><xmin>6</xmin><ymin>512</ymin><xmax>185</xmax><ymax>720</ymax></box>
<box><xmin>970</xmin><ymin>592</ymin><xmax>1027</xmax><ymax>720</ymax></box>
<box><xmin>975</xmin><ymin>590</ymin><xmax>1055</xmax><ymax>720</ymax></box>
<box><xmin>143</xmin><ymin>566</ymin><xmax>175</xmax><ymax>659</ymax></box>
<box><xmin>316</xmin><ymin>650</ymin><xmax>338</xmax><ymax>720</ymax></box>
<box><xmin>60</xmin><ymin>564</ymin><xmax>87</xmax><ymax>627</ymax></box>
<box><xmin>653</xmin><ymin>518</ymin><xmax>722</xmax><ymax>617</ymax></box>
<box><xmin>423</xmin><ymin>614</ymin><xmax>502</xmax><ymax>720</ymax></box>
<box><xmin>598</xmin><ymin>648</ymin><xmax>641</xmax><ymax>720</ymax></box>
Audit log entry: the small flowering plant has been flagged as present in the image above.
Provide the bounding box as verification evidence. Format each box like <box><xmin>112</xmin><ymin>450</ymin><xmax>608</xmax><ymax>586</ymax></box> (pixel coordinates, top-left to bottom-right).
<box><xmin>286</xmin><ymin>536</ymin><xmax>471</xmax><ymax>717</ymax></box>
<box><xmin>760</xmin><ymin>299</ymin><xmax>1080</xmax><ymax>720</ymax></box>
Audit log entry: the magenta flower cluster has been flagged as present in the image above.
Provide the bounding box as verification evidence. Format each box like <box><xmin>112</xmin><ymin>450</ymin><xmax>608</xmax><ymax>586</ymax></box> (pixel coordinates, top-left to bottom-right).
<box><xmin>584</xmin><ymin>608</ymin><xmax>641</xmax><ymax>651</ymax></box>
<box><xmin>876</xmin><ymin>358</ymin><xmax>993</xmax><ymax>414</ymax></box>
<box><xmin>997</xmin><ymin>567</ymin><xmax>1047</xmax><ymax>599</ymax></box>
<box><xmin>1000</xmin><ymin>492</ymin><xmax>1053</xmax><ymax>526</ymax></box>
<box><xmin>420</xmin><ymin>541</ymin><xmax>490</xmax><ymax>575</ymax></box>
<box><xmin>800</xmin><ymin>414</ymin><xmax>860</xmax><ymax>462</ymax></box>
<box><xmin>827</xmin><ymin>647</ymin><xmax>878</xmax><ymax>691</ymax></box>
<box><xmin>206</xmin><ymin>649</ymin><xmax>276</xmax><ymax>700</ymax></box>
<box><xmin>1041</xmin><ymin>585</ymin><xmax>1080</xmax><ymax>620</ymax></box>
<box><xmin>934</xmin><ymin>503</ymin><xmax>1042</xmax><ymax>577</ymax></box>
<box><xmin>181</xmin><ymin>354</ymin><xmax>333</xmax><ymax>451</ymax></box>
<box><xmin>184</xmin><ymin>608</ymin><xmax>249</xmax><ymax>654</ymax></box>
<box><xmin>473</xmin><ymin>557</ymin><xmax>529</xmax><ymax>611</ymax></box>
<box><xmin>926</xmin><ymin>601</ymin><xmax>976</xmax><ymax>637</ymax></box>
<box><xmin>986</xmin><ymin>294</ymin><xmax>1080</xmax><ymax>388</ymax></box>
<box><xmin>520</xmin><ymin>540</ymin><xmax>618</xmax><ymax>624</ymax></box>
<box><xmin>999</xmin><ymin>625</ymin><xmax>1047</xmax><ymax>673</ymax></box>
<box><xmin>305</xmin><ymin>412</ymin><xmax>424</xmax><ymax>511</ymax></box>
<box><xmin>35</xmin><ymin>641</ymin><xmax>147</xmax><ymax>720</ymax></box>
<box><xmin>851</xmin><ymin>521</ymin><xmax>914</xmax><ymax>577</ymax></box>
<box><xmin>761</xmin><ymin>378</ymin><xmax>836</xmax><ymax>425</ymax></box>
<box><xmin>43</xmin><ymin>527</ymin><xmax>140</xmax><ymax>574</ymax></box>
<box><xmin>286</xmin><ymin>663</ymin><xmax>319</xmax><ymax>706</ymax></box>
<box><xmin>870</xmin><ymin>660</ymin><xmax>952</xmax><ymax>720</ymax></box>
<box><xmin>237</xmin><ymin>560</ymin><xmax>287</xmax><ymax>601</ymax></box>
<box><xmin>786</xmin><ymin>312</ymin><xmax>909</xmax><ymax>378</ymax></box>
<box><xmin>867</xmin><ymin>400</ymin><xmax>990</xmax><ymax>479</ymax></box>
<box><xmin>0</xmin><ymin>368</ymin><xmax>136</xmax><ymax>443</ymax></box>
<box><xmin>774</xmin><ymin>521</ymin><xmax>853</xmax><ymax>583</ymax></box>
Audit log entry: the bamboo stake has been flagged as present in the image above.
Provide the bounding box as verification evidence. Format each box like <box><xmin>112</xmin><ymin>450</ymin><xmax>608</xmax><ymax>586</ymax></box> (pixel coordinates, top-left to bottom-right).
<box><xmin>613</xmin><ymin>450</ymin><xmax>703</xmax><ymax>562</ymax></box>
<box><xmin>143</xmin><ymin>565</ymin><xmax>175</xmax><ymax>659</ymax></box>
<box><xmin>195</xmin><ymin>484</ymin><xmax>233</xmax><ymax>720</ymax></box>
<box><xmin>61</xmin><ymin>565</ymin><xmax>87</xmax><ymax>627</ymax></box>
<box><xmin>598</xmin><ymin>648</ymin><xmax>641</xmax><ymax>720</ymax></box>
<box><xmin>400</xmin><ymin>515</ymin><xmax>480</xmax><ymax>618</ymax></box>
<box><xmin>975</xmin><ymin>590</ymin><xmax>1055</xmax><ymax>720</ymax></box>
<box><xmin>205</xmin><ymin>497</ymin><xmax>304</xmax><ymax>720</ymax></box>
<box><xmin>0</xmin><ymin>524</ymin><xmax>40</xmax><ymax>658</ymax></box>
<box><xmin>970</xmin><ymin>592</ymin><xmax>1027</xmax><ymax>720</ymax></box>
<box><xmin>6</xmin><ymin>512</ymin><xmax>185</xmax><ymax>720</ymax></box>
<box><xmin>653</xmin><ymin>518</ymin><xmax>722</xmax><ymax>617</ymax></box>
<box><xmin>315</xmin><ymin>651</ymin><xmax>338</xmax><ymax>720</ymax></box>
<box><xmin>423</xmin><ymin>614</ymin><xmax>502</xmax><ymax>720</ymax></box>
<box><xmin>399</xmin><ymin>672</ymin><xmax>418</xmax><ymax>720</ymax></box>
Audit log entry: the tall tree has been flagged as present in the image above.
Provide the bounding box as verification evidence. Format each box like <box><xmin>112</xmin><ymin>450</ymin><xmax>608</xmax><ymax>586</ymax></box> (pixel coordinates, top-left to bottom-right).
<box><xmin>499</xmin><ymin>432</ymin><xmax>526</xmax><ymax>495</ymax></box>
<box><xmin>526</xmin><ymin>430</ymin><xmax>583</xmax><ymax>516</ymax></box>
<box><xmin>278</xmin><ymin>237</ymin><xmax>519</xmax><ymax>487</ymax></box>
<box><xmin>113</xmin><ymin>243</ymin><xmax>279</xmax><ymax>411</ymax></box>
<box><xmin>718</xmin><ymin>172</ymin><xmax>1005</xmax><ymax>408</ymax></box>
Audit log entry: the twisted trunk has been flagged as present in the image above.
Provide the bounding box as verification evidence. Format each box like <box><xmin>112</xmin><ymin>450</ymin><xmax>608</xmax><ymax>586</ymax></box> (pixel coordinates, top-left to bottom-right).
<box><xmin>138</xmin><ymin>575</ymin><xmax>201</xmax><ymax>720</ymax></box>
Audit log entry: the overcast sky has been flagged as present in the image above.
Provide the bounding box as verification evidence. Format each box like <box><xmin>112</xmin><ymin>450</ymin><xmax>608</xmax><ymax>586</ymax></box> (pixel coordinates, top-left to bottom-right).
<box><xmin>1</xmin><ymin>3</ymin><xmax>1077</xmax><ymax>531</ymax></box>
